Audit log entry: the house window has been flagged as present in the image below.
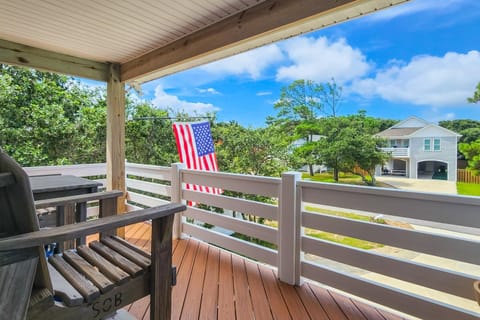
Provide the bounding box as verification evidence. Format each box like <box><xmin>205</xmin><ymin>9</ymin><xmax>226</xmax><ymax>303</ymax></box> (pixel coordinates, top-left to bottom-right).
<box><xmin>424</xmin><ymin>139</ymin><xmax>431</xmax><ymax>151</ymax></box>
<box><xmin>424</xmin><ymin>138</ymin><xmax>441</xmax><ymax>151</ymax></box>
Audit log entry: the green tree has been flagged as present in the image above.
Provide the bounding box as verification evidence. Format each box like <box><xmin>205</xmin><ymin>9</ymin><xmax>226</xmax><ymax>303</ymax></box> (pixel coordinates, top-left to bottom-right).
<box><xmin>314</xmin><ymin>113</ymin><xmax>388</xmax><ymax>185</ymax></box>
<box><xmin>125</xmin><ymin>103</ymin><xmax>178</xmax><ymax>166</ymax></box>
<box><xmin>269</xmin><ymin>79</ymin><xmax>342</xmax><ymax>175</ymax></box>
<box><xmin>439</xmin><ymin>119</ymin><xmax>480</xmax><ymax>144</ymax></box>
<box><xmin>459</xmin><ymin>140</ymin><xmax>480</xmax><ymax>176</ymax></box>
<box><xmin>0</xmin><ymin>64</ymin><xmax>105</xmax><ymax>166</ymax></box>
<box><xmin>213</xmin><ymin>121</ymin><xmax>288</xmax><ymax>176</ymax></box>
<box><xmin>467</xmin><ymin>82</ymin><xmax>480</xmax><ymax>103</ymax></box>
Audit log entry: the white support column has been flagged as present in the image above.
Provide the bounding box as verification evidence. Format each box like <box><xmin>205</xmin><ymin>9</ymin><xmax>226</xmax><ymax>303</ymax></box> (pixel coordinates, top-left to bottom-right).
<box><xmin>171</xmin><ymin>162</ymin><xmax>186</xmax><ymax>239</ymax></box>
<box><xmin>278</xmin><ymin>171</ymin><xmax>301</xmax><ymax>285</ymax></box>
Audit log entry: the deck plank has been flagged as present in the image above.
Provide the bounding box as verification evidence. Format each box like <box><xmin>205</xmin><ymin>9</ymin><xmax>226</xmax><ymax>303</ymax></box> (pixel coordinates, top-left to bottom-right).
<box><xmin>352</xmin><ymin>299</ymin><xmax>388</xmax><ymax>320</ymax></box>
<box><xmin>217</xmin><ymin>250</ymin><xmax>236</xmax><ymax>320</ymax></box>
<box><xmin>278</xmin><ymin>280</ymin><xmax>312</xmax><ymax>320</ymax></box>
<box><xmin>172</xmin><ymin>238</ymin><xmax>199</xmax><ymax>320</ymax></box>
<box><xmin>118</xmin><ymin>223</ymin><xmax>412</xmax><ymax>320</ymax></box>
<box><xmin>244</xmin><ymin>259</ymin><xmax>274</xmax><ymax>320</ymax></box>
<box><xmin>310</xmin><ymin>284</ymin><xmax>349</xmax><ymax>320</ymax></box>
<box><xmin>295</xmin><ymin>284</ymin><xmax>331</xmax><ymax>319</ymax></box>
<box><xmin>199</xmin><ymin>245</ymin><xmax>220</xmax><ymax>320</ymax></box>
<box><xmin>330</xmin><ymin>290</ymin><xmax>368</xmax><ymax>320</ymax></box>
<box><xmin>231</xmin><ymin>254</ymin><xmax>255</xmax><ymax>320</ymax></box>
<box><xmin>180</xmin><ymin>241</ymin><xmax>208</xmax><ymax>320</ymax></box>
<box><xmin>259</xmin><ymin>265</ymin><xmax>291</xmax><ymax>319</ymax></box>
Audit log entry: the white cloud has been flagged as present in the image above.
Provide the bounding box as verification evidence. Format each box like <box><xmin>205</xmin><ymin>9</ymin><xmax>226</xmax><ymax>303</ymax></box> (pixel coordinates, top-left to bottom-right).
<box><xmin>352</xmin><ymin>50</ymin><xmax>480</xmax><ymax>106</ymax></box>
<box><xmin>256</xmin><ymin>91</ymin><xmax>272</xmax><ymax>96</ymax></box>
<box><xmin>152</xmin><ymin>85</ymin><xmax>220</xmax><ymax>115</ymax></box>
<box><xmin>276</xmin><ymin>36</ymin><xmax>371</xmax><ymax>84</ymax></box>
<box><xmin>199</xmin><ymin>44</ymin><xmax>284</xmax><ymax>79</ymax></box>
<box><xmin>366</xmin><ymin>0</ymin><xmax>465</xmax><ymax>21</ymax></box>
<box><xmin>197</xmin><ymin>87</ymin><xmax>221</xmax><ymax>95</ymax></box>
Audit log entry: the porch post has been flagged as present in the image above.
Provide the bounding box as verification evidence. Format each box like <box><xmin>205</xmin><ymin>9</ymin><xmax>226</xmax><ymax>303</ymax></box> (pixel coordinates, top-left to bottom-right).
<box><xmin>171</xmin><ymin>162</ymin><xmax>186</xmax><ymax>239</ymax></box>
<box><xmin>278</xmin><ymin>171</ymin><xmax>301</xmax><ymax>285</ymax></box>
<box><xmin>106</xmin><ymin>63</ymin><xmax>126</xmax><ymax>237</ymax></box>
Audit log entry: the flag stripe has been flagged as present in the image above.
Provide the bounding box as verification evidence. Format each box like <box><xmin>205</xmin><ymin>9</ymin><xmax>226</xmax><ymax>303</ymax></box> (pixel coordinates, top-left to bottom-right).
<box><xmin>172</xmin><ymin>121</ymin><xmax>222</xmax><ymax>196</ymax></box>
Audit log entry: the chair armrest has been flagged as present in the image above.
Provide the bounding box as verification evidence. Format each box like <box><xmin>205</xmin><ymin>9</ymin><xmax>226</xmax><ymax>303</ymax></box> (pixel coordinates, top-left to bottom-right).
<box><xmin>34</xmin><ymin>190</ymin><xmax>123</xmax><ymax>209</ymax></box>
<box><xmin>0</xmin><ymin>203</ymin><xmax>185</xmax><ymax>251</ymax></box>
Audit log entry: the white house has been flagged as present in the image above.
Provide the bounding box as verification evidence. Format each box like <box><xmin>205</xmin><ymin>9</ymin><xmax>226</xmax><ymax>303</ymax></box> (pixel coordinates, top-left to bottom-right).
<box><xmin>375</xmin><ymin>116</ymin><xmax>461</xmax><ymax>181</ymax></box>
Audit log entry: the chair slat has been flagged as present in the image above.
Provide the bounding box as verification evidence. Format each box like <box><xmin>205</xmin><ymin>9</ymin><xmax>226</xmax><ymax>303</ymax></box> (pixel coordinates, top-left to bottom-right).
<box><xmin>77</xmin><ymin>245</ymin><xmax>130</xmax><ymax>285</ymax></box>
<box><xmin>111</xmin><ymin>235</ymin><xmax>151</xmax><ymax>258</ymax></box>
<box><xmin>49</xmin><ymin>255</ymin><xmax>100</xmax><ymax>303</ymax></box>
<box><xmin>47</xmin><ymin>263</ymin><xmax>83</xmax><ymax>306</ymax></box>
<box><xmin>63</xmin><ymin>250</ymin><xmax>114</xmax><ymax>294</ymax></box>
<box><xmin>102</xmin><ymin>237</ymin><xmax>151</xmax><ymax>268</ymax></box>
<box><xmin>89</xmin><ymin>240</ymin><xmax>143</xmax><ymax>277</ymax></box>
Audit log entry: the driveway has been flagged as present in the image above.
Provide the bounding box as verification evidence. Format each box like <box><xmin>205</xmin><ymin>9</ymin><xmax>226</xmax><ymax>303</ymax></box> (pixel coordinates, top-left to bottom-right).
<box><xmin>376</xmin><ymin>176</ymin><xmax>457</xmax><ymax>194</ymax></box>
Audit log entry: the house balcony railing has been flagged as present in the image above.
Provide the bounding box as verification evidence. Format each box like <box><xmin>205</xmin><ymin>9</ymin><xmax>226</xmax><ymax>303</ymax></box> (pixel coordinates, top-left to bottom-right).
<box><xmin>24</xmin><ymin>162</ymin><xmax>480</xmax><ymax>320</ymax></box>
<box><xmin>381</xmin><ymin>147</ymin><xmax>410</xmax><ymax>157</ymax></box>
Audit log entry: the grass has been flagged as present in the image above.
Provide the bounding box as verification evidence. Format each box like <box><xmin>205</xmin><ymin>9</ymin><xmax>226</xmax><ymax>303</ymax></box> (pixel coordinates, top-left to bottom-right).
<box><xmin>265</xmin><ymin>206</ymin><xmax>385</xmax><ymax>250</ymax></box>
<box><xmin>301</xmin><ymin>172</ymin><xmax>391</xmax><ymax>188</ymax></box>
<box><xmin>456</xmin><ymin>182</ymin><xmax>480</xmax><ymax>196</ymax></box>
<box><xmin>303</xmin><ymin>205</ymin><xmax>385</xmax><ymax>250</ymax></box>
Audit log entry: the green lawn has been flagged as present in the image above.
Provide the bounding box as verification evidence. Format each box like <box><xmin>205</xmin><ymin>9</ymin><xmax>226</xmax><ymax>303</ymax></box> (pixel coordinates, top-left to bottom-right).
<box><xmin>457</xmin><ymin>182</ymin><xmax>480</xmax><ymax>196</ymax></box>
<box><xmin>303</xmin><ymin>205</ymin><xmax>385</xmax><ymax>250</ymax></box>
<box><xmin>301</xmin><ymin>172</ymin><xmax>391</xmax><ymax>188</ymax></box>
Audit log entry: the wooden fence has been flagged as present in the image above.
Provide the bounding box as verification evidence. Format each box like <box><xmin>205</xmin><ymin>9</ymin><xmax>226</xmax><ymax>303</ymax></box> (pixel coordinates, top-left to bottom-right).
<box><xmin>457</xmin><ymin>169</ymin><xmax>480</xmax><ymax>184</ymax></box>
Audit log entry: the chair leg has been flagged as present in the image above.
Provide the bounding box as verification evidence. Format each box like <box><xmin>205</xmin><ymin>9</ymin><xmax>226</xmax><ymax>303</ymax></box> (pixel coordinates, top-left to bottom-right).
<box><xmin>150</xmin><ymin>215</ymin><xmax>174</xmax><ymax>320</ymax></box>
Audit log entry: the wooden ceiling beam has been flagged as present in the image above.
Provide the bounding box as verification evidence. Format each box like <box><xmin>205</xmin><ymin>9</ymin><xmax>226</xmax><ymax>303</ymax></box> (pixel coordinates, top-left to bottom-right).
<box><xmin>121</xmin><ymin>0</ymin><xmax>409</xmax><ymax>83</ymax></box>
<box><xmin>0</xmin><ymin>39</ymin><xmax>109</xmax><ymax>81</ymax></box>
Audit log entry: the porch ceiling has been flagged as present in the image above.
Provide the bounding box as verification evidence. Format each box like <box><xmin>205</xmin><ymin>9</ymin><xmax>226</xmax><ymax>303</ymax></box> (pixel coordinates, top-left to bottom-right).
<box><xmin>0</xmin><ymin>0</ymin><xmax>409</xmax><ymax>83</ymax></box>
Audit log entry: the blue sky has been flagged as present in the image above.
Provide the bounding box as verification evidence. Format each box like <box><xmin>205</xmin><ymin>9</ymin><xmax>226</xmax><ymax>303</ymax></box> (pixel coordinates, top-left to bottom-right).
<box><xmin>137</xmin><ymin>0</ymin><xmax>480</xmax><ymax>127</ymax></box>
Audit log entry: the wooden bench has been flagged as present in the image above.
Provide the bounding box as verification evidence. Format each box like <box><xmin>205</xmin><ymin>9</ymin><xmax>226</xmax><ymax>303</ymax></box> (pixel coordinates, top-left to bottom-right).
<box><xmin>0</xmin><ymin>150</ymin><xmax>186</xmax><ymax>320</ymax></box>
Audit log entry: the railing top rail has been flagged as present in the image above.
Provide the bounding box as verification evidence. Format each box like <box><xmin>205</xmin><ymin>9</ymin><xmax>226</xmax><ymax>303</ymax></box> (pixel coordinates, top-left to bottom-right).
<box><xmin>125</xmin><ymin>162</ymin><xmax>170</xmax><ymax>171</ymax></box>
<box><xmin>180</xmin><ymin>168</ymin><xmax>281</xmax><ymax>185</ymax></box>
<box><xmin>297</xmin><ymin>180</ymin><xmax>480</xmax><ymax>206</ymax></box>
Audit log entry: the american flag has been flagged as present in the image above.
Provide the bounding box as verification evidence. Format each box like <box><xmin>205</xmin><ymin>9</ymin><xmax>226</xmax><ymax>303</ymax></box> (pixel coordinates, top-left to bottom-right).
<box><xmin>172</xmin><ymin>121</ymin><xmax>221</xmax><ymax>194</ymax></box>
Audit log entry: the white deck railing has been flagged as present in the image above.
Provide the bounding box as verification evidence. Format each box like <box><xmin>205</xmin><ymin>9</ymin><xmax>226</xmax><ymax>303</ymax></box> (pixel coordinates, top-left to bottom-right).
<box><xmin>381</xmin><ymin>147</ymin><xmax>409</xmax><ymax>157</ymax></box>
<box><xmin>25</xmin><ymin>162</ymin><xmax>480</xmax><ymax>320</ymax></box>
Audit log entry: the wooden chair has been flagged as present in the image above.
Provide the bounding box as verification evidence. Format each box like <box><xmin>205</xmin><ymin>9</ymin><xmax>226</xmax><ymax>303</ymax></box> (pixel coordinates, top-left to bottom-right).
<box><xmin>0</xmin><ymin>150</ymin><xmax>186</xmax><ymax>320</ymax></box>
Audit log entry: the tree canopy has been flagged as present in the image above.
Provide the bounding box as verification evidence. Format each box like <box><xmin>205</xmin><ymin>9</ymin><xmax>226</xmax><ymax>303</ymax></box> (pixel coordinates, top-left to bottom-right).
<box><xmin>1</xmin><ymin>68</ymin><xmax>397</xmax><ymax>186</ymax></box>
<box><xmin>467</xmin><ymin>82</ymin><xmax>480</xmax><ymax>104</ymax></box>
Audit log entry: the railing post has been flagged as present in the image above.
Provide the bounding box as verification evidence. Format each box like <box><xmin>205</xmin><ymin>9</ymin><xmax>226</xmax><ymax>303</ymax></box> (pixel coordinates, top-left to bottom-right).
<box><xmin>278</xmin><ymin>171</ymin><xmax>301</xmax><ymax>285</ymax></box>
<box><xmin>171</xmin><ymin>162</ymin><xmax>186</xmax><ymax>239</ymax></box>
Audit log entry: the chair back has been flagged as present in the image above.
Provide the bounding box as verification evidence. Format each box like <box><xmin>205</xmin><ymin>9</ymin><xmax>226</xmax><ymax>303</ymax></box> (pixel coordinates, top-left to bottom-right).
<box><xmin>0</xmin><ymin>150</ymin><xmax>52</xmax><ymax>320</ymax></box>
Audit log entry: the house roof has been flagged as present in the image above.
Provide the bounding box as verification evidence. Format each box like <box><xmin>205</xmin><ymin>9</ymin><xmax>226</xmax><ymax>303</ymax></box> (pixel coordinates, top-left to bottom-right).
<box><xmin>376</xmin><ymin>116</ymin><xmax>462</xmax><ymax>138</ymax></box>
<box><xmin>0</xmin><ymin>0</ymin><xmax>409</xmax><ymax>83</ymax></box>
<box><xmin>377</xmin><ymin>127</ymin><xmax>423</xmax><ymax>137</ymax></box>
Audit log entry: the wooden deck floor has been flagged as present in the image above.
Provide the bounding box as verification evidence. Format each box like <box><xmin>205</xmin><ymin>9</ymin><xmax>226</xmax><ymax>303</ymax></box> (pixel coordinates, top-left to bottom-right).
<box><xmin>117</xmin><ymin>222</ymin><xmax>409</xmax><ymax>320</ymax></box>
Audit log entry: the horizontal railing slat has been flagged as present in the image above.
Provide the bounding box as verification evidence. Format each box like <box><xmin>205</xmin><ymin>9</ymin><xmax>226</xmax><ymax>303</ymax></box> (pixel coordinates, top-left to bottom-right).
<box><xmin>182</xmin><ymin>223</ymin><xmax>277</xmax><ymax>266</ymax></box>
<box><xmin>300</xmin><ymin>181</ymin><xmax>480</xmax><ymax>228</ymax></box>
<box><xmin>302</xmin><ymin>236</ymin><xmax>478</xmax><ymax>300</ymax></box>
<box><xmin>301</xmin><ymin>262</ymin><xmax>480</xmax><ymax>320</ymax></box>
<box><xmin>302</xmin><ymin>211</ymin><xmax>480</xmax><ymax>265</ymax></box>
<box><xmin>181</xmin><ymin>169</ymin><xmax>280</xmax><ymax>197</ymax></box>
<box><xmin>127</xmin><ymin>191</ymin><xmax>170</xmax><ymax>208</ymax></box>
<box><xmin>184</xmin><ymin>206</ymin><xmax>277</xmax><ymax>245</ymax></box>
<box><xmin>183</xmin><ymin>189</ymin><xmax>277</xmax><ymax>220</ymax></box>
<box><xmin>126</xmin><ymin>178</ymin><xmax>171</xmax><ymax>197</ymax></box>
<box><xmin>126</xmin><ymin>162</ymin><xmax>171</xmax><ymax>181</ymax></box>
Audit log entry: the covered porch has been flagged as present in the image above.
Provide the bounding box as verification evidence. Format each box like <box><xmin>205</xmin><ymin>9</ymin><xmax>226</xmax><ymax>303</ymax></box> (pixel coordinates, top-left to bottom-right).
<box><xmin>2</xmin><ymin>0</ymin><xmax>480</xmax><ymax>319</ymax></box>
<box><xmin>26</xmin><ymin>162</ymin><xmax>480</xmax><ymax>320</ymax></box>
